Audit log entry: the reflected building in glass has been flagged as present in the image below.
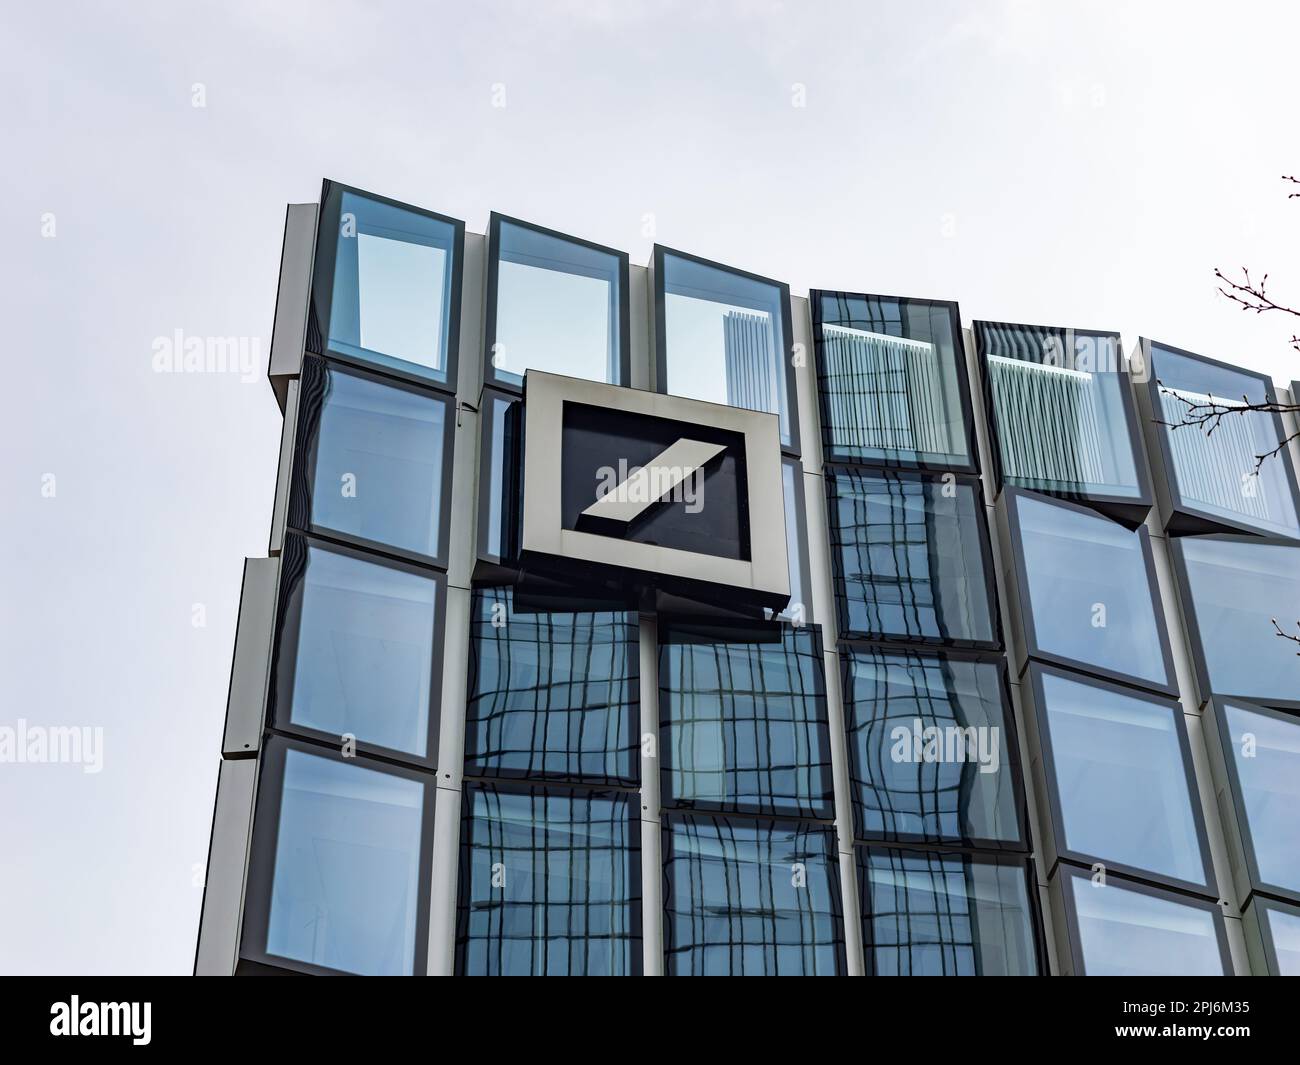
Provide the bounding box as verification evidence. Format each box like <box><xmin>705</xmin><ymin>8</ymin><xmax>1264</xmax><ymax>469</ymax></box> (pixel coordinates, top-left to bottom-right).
<box><xmin>196</xmin><ymin>184</ymin><xmax>1300</xmax><ymax>977</ymax></box>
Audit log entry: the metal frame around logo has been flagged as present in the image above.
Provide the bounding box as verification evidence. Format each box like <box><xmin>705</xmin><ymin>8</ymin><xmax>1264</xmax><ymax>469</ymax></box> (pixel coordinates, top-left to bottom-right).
<box><xmin>521</xmin><ymin>369</ymin><xmax>790</xmax><ymax>611</ymax></box>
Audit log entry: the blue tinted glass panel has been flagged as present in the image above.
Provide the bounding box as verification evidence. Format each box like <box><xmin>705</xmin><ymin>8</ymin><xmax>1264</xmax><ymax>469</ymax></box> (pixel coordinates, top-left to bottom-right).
<box><xmin>663</xmin><ymin>815</ymin><xmax>845</xmax><ymax>975</ymax></box>
<box><xmin>1259</xmin><ymin>902</ymin><xmax>1300</xmax><ymax>975</ymax></box>
<box><xmin>275</xmin><ymin>539</ymin><xmax>438</xmax><ymax>758</ymax></box>
<box><xmin>660</xmin><ymin>626</ymin><xmax>833</xmax><ymax>819</ymax></box>
<box><xmin>827</xmin><ymin>469</ymin><xmax>997</xmax><ymax>646</ymax></box>
<box><xmin>860</xmin><ymin>849</ymin><xmax>1038</xmax><ymax>975</ymax></box>
<box><xmin>1039</xmin><ymin>669</ymin><xmax>1207</xmax><ymax>887</ymax></box>
<box><xmin>815</xmin><ymin>293</ymin><xmax>970</xmax><ymax>467</ymax></box>
<box><xmin>455</xmin><ymin>785</ymin><xmax>639</xmax><ymax>976</ymax></box>
<box><xmin>661</xmin><ymin>252</ymin><xmax>793</xmax><ymax>448</ymax></box>
<box><xmin>1067</xmin><ymin>873</ymin><xmax>1226</xmax><ymax>976</ymax></box>
<box><xmin>842</xmin><ymin>649</ymin><xmax>1022</xmax><ymax>845</ymax></box>
<box><xmin>326</xmin><ymin>191</ymin><xmax>457</xmax><ymax>385</ymax></box>
<box><xmin>464</xmin><ymin>588</ymin><xmax>639</xmax><ymax>786</ymax></box>
<box><xmin>1152</xmin><ymin>344</ymin><xmax>1299</xmax><ymax>537</ymax></box>
<box><xmin>265</xmin><ymin>747</ymin><xmax>425</xmax><ymax>975</ymax></box>
<box><xmin>1224</xmin><ymin>701</ymin><xmax>1300</xmax><ymax>893</ymax></box>
<box><xmin>978</xmin><ymin>322</ymin><xmax>1142</xmax><ymax>499</ymax></box>
<box><xmin>492</xmin><ymin>220</ymin><xmax>622</xmax><ymax>386</ymax></box>
<box><xmin>1178</xmin><ymin>538</ymin><xmax>1300</xmax><ymax>704</ymax></box>
<box><xmin>775</xmin><ymin>459</ymin><xmax>808</xmax><ymax>623</ymax></box>
<box><xmin>479</xmin><ymin>390</ymin><xmax>521</xmax><ymax>562</ymax></box>
<box><xmin>1013</xmin><ymin>493</ymin><xmax>1170</xmax><ymax>688</ymax></box>
<box><xmin>299</xmin><ymin>360</ymin><xmax>450</xmax><ymax>559</ymax></box>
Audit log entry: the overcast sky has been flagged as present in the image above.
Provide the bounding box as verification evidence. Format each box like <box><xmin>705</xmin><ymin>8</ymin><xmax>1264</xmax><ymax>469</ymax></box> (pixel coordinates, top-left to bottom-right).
<box><xmin>3</xmin><ymin>0</ymin><xmax>1298</xmax><ymax>974</ymax></box>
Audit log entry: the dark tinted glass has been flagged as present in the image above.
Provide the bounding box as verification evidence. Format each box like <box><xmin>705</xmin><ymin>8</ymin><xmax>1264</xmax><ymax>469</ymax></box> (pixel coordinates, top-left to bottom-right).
<box><xmin>859</xmin><ymin>849</ymin><xmax>1038</xmax><ymax>975</ymax></box>
<box><xmin>263</xmin><ymin>745</ymin><xmax>426</xmax><ymax>975</ymax></box>
<box><xmin>456</xmin><ymin>784</ymin><xmax>640</xmax><ymax>976</ymax></box>
<box><xmin>663</xmin><ymin>814</ymin><xmax>845</xmax><ymax>975</ymax></box>
<box><xmin>842</xmin><ymin>649</ymin><xmax>1023</xmax><ymax>846</ymax></box>
<box><xmin>827</xmin><ymin>469</ymin><xmax>997</xmax><ymax>646</ymax></box>
<box><xmin>977</xmin><ymin>322</ymin><xmax>1142</xmax><ymax>500</ymax></box>
<box><xmin>660</xmin><ymin>626</ymin><xmax>833</xmax><ymax>819</ymax></box>
<box><xmin>1152</xmin><ymin>343</ymin><xmax>1299</xmax><ymax>538</ymax></box>
<box><xmin>272</xmin><ymin>537</ymin><xmax>439</xmax><ymax>759</ymax></box>
<box><xmin>1064</xmin><ymin>871</ymin><xmax>1227</xmax><ymax>976</ymax></box>
<box><xmin>489</xmin><ymin>219</ymin><xmax>624</xmax><ymax>387</ymax></box>
<box><xmin>1011</xmin><ymin>492</ymin><xmax>1171</xmax><ymax>689</ymax></box>
<box><xmin>1223</xmin><ymin>701</ymin><xmax>1300</xmax><ymax>893</ymax></box>
<box><xmin>322</xmin><ymin>189</ymin><xmax>458</xmax><ymax>386</ymax></box>
<box><xmin>295</xmin><ymin>358</ymin><xmax>452</xmax><ymax>561</ymax></box>
<box><xmin>464</xmin><ymin>587</ymin><xmax>639</xmax><ymax>786</ymax></box>
<box><xmin>1037</xmin><ymin>668</ymin><xmax>1208</xmax><ymax>888</ymax></box>
<box><xmin>814</xmin><ymin>292</ymin><xmax>971</xmax><ymax>468</ymax></box>
<box><xmin>1177</xmin><ymin>537</ymin><xmax>1300</xmax><ymax>705</ymax></box>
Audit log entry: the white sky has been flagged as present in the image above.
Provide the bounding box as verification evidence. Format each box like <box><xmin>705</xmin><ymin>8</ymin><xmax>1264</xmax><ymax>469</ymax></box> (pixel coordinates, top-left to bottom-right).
<box><xmin>2</xmin><ymin>0</ymin><xmax>1298</xmax><ymax>974</ymax></box>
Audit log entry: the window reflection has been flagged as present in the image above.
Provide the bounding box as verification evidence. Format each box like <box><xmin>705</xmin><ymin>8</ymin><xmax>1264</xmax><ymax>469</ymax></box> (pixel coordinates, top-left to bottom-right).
<box><xmin>1222</xmin><ymin>700</ymin><xmax>1300</xmax><ymax>894</ymax></box>
<box><xmin>1256</xmin><ymin>900</ymin><xmax>1300</xmax><ymax>975</ymax></box>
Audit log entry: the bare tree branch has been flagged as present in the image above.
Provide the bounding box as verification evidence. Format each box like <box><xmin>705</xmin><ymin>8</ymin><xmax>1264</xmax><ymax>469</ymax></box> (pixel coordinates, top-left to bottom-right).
<box><xmin>1272</xmin><ymin>618</ymin><xmax>1300</xmax><ymax>653</ymax></box>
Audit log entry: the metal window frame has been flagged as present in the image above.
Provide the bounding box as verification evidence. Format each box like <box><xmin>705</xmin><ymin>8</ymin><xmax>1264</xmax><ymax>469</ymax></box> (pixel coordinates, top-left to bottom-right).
<box><xmin>1024</xmin><ymin>661</ymin><xmax>1217</xmax><ymax>898</ymax></box>
<box><xmin>238</xmin><ymin>733</ymin><xmax>437</xmax><ymax>977</ymax></box>
<box><xmin>1244</xmin><ymin>894</ymin><xmax>1300</xmax><ymax>976</ymax></box>
<box><xmin>265</xmin><ymin>531</ymin><xmax>448</xmax><ymax>773</ymax></box>
<box><xmin>1168</xmin><ymin>533</ymin><xmax>1300</xmax><ymax>713</ymax></box>
<box><xmin>453</xmin><ymin>777</ymin><xmax>644</xmax><ymax>976</ymax></box>
<box><xmin>473</xmin><ymin>385</ymin><xmax>524</xmax><ymax>578</ymax></box>
<box><xmin>651</xmin><ymin>243</ymin><xmax>802</xmax><ymax>457</ymax></box>
<box><xmin>288</xmin><ymin>354</ymin><xmax>457</xmax><ymax>572</ymax></box>
<box><xmin>1002</xmin><ymin>487</ymin><xmax>1179</xmax><ymax>698</ymax></box>
<box><xmin>1052</xmin><ymin>861</ymin><xmax>1232</xmax><ymax>977</ymax></box>
<box><xmin>824</xmin><ymin>465</ymin><xmax>1005</xmax><ymax>652</ymax></box>
<box><xmin>657</xmin><ymin>621</ymin><xmax>836</xmax><ymax>821</ymax></box>
<box><xmin>482</xmin><ymin>212</ymin><xmax>632</xmax><ymax>394</ymax></box>
<box><xmin>856</xmin><ymin>844</ymin><xmax>1047</xmax><ymax>976</ymax></box>
<box><xmin>839</xmin><ymin>642</ymin><xmax>1030</xmax><ymax>852</ymax></box>
<box><xmin>972</xmin><ymin>319</ymin><xmax>1154</xmax><ymax>528</ymax></box>
<box><xmin>1138</xmin><ymin>337</ymin><xmax>1300</xmax><ymax>538</ymax></box>
<box><xmin>309</xmin><ymin>179</ymin><xmax>465</xmax><ymax>397</ymax></box>
<box><xmin>809</xmin><ymin>290</ymin><xmax>980</xmax><ymax>475</ymax></box>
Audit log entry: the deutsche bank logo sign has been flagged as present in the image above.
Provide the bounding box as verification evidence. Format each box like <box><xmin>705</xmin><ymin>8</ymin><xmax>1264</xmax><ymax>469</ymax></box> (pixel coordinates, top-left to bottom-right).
<box><xmin>520</xmin><ymin>370</ymin><xmax>789</xmax><ymax>612</ymax></box>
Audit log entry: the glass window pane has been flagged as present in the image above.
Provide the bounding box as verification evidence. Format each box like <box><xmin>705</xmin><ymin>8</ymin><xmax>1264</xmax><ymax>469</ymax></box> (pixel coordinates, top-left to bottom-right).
<box><xmin>297</xmin><ymin>359</ymin><xmax>451</xmax><ymax>560</ymax></box>
<box><xmin>478</xmin><ymin>390</ymin><xmax>522</xmax><ymax>563</ymax></box>
<box><xmin>323</xmin><ymin>189</ymin><xmax>458</xmax><ymax>386</ymax></box>
<box><xmin>660</xmin><ymin>626</ymin><xmax>833</xmax><ymax>819</ymax></box>
<box><xmin>273</xmin><ymin>538</ymin><xmax>439</xmax><ymax>759</ymax></box>
<box><xmin>491</xmin><ymin>219</ymin><xmax>623</xmax><ymax>387</ymax></box>
<box><xmin>1152</xmin><ymin>343</ymin><xmax>1300</xmax><ymax>537</ymax></box>
<box><xmin>1037</xmin><ymin>668</ymin><xmax>1208</xmax><ymax>888</ymax></box>
<box><xmin>977</xmin><ymin>322</ymin><xmax>1143</xmax><ymax>500</ymax></box>
<box><xmin>663</xmin><ymin>815</ymin><xmax>844</xmax><ymax>975</ymax></box>
<box><xmin>827</xmin><ymin>469</ymin><xmax>997</xmax><ymax>646</ymax></box>
<box><xmin>456</xmin><ymin>784</ymin><xmax>640</xmax><ymax>976</ymax></box>
<box><xmin>1066</xmin><ymin>872</ymin><xmax>1226</xmax><ymax>976</ymax></box>
<box><xmin>464</xmin><ymin>588</ymin><xmax>639</xmax><ymax>786</ymax></box>
<box><xmin>771</xmin><ymin>458</ymin><xmax>809</xmax><ymax>624</ymax></box>
<box><xmin>264</xmin><ymin>746</ymin><xmax>425</xmax><ymax>975</ymax></box>
<box><xmin>1012</xmin><ymin>492</ymin><xmax>1170</xmax><ymax>688</ymax></box>
<box><xmin>660</xmin><ymin>251</ymin><xmax>793</xmax><ymax>448</ymax></box>
<box><xmin>860</xmin><ymin>849</ymin><xmax>1038</xmax><ymax>975</ymax></box>
<box><xmin>815</xmin><ymin>292</ymin><xmax>971</xmax><ymax>468</ymax></box>
<box><xmin>1258</xmin><ymin>901</ymin><xmax>1300</xmax><ymax>975</ymax></box>
<box><xmin>1223</xmin><ymin>701</ymin><xmax>1300</xmax><ymax>893</ymax></box>
<box><xmin>1177</xmin><ymin>537</ymin><xmax>1300</xmax><ymax>705</ymax></box>
<box><xmin>843</xmin><ymin>649</ymin><xmax>1023</xmax><ymax>846</ymax></box>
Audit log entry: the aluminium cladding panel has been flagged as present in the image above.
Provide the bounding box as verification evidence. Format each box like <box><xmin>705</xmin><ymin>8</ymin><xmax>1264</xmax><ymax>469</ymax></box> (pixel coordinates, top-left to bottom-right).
<box><xmin>221</xmin><ymin>556</ymin><xmax>281</xmax><ymax>757</ymax></box>
<box><xmin>267</xmin><ymin>202</ymin><xmax>319</xmax><ymax>410</ymax></box>
<box><xmin>193</xmin><ymin>757</ymin><xmax>258</xmax><ymax>975</ymax></box>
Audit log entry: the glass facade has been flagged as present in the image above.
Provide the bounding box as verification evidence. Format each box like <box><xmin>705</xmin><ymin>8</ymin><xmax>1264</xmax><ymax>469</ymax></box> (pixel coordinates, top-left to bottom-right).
<box><xmin>1032</xmin><ymin>666</ymin><xmax>1211</xmax><ymax>891</ymax></box>
<box><xmin>1147</xmin><ymin>341</ymin><xmax>1300</xmax><ymax>538</ymax></box>
<box><xmin>859</xmin><ymin>848</ymin><xmax>1038</xmax><ymax>975</ymax></box>
<box><xmin>659</xmin><ymin>625</ymin><xmax>833</xmax><ymax>819</ymax></box>
<box><xmin>1174</xmin><ymin>536</ymin><xmax>1300</xmax><ymax>707</ymax></box>
<box><xmin>455</xmin><ymin>783</ymin><xmax>641</xmax><ymax>976</ymax></box>
<box><xmin>842</xmin><ymin>648</ymin><xmax>1023</xmax><ymax>847</ymax></box>
<box><xmin>656</xmin><ymin>247</ymin><xmax>796</xmax><ymax>450</ymax></box>
<box><xmin>975</xmin><ymin>321</ymin><xmax>1146</xmax><ymax>512</ymax></box>
<box><xmin>813</xmin><ymin>291</ymin><xmax>973</xmax><ymax>470</ymax></box>
<box><xmin>486</xmin><ymin>216</ymin><xmax>628</xmax><ymax>389</ymax></box>
<box><xmin>662</xmin><ymin>814</ymin><xmax>845</xmax><ymax>975</ymax></box>
<box><xmin>826</xmin><ymin>468</ymin><xmax>998</xmax><ymax>647</ymax></box>
<box><xmin>1253</xmin><ymin>898</ymin><xmax>1300</xmax><ymax>976</ymax></box>
<box><xmin>1007</xmin><ymin>491</ymin><xmax>1173</xmax><ymax>691</ymax></box>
